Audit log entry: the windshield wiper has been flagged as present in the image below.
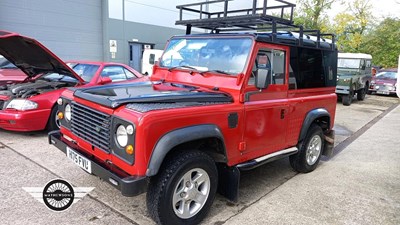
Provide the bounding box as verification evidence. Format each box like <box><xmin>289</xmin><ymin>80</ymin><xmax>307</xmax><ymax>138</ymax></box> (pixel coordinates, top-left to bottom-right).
<box><xmin>200</xmin><ymin>70</ymin><xmax>231</xmax><ymax>75</ymax></box>
<box><xmin>168</xmin><ymin>65</ymin><xmax>198</xmax><ymax>72</ymax></box>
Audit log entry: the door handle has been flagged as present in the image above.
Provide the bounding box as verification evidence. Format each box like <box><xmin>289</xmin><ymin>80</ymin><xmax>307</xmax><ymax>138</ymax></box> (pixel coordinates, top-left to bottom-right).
<box><xmin>280</xmin><ymin>109</ymin><xmax>285</xmax><ymax>119</ymax></box>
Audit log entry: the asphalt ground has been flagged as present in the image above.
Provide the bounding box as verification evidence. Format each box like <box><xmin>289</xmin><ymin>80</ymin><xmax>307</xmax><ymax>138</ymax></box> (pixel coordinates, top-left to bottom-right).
<box><xmin>0</xmin><ymin>94</ymin><xmax>399</xmax><ymax>224</ymax></box>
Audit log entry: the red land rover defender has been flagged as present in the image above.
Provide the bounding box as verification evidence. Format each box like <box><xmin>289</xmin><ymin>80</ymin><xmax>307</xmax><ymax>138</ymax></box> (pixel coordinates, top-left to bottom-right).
<box><xmin>49</xmin><ymin>1</ymin><xmax>337</xmax><ymax>224</ymax></box>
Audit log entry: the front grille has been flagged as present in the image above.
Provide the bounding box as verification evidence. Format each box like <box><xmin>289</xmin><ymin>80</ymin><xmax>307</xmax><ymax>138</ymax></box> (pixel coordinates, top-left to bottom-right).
<box><xmin>0</xmin><ymin>100</ymin><xmax>4</xmax><ymax>109</ymax></box>
<box><xmin>71</xmin><ymin>102</ymin><xmax>112</xmax><ymax>152</ymax></box>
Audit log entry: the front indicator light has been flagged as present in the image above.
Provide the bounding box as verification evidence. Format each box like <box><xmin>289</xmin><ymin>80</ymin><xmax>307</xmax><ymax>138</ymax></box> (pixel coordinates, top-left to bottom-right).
<box><xmin>126</xmin><ymin>145</ymin><xmax>134</xmax><ymax>155</ymax></box>
<box><xmin>57</xmin><ymin>112</ymin><xmax>64</xmax><ymax>119</ymax></box>
<box><xmin>57</xmin><ymin>98</ymin><xmax>63</xmax><ymax>105</ymax></box>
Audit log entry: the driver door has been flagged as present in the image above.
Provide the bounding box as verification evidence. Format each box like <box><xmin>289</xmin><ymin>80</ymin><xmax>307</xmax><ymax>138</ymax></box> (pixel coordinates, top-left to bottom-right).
<box><xmin>242</xmin><ymin>43</ymin><xmax>289</xmax><ymax>158</ymax></box>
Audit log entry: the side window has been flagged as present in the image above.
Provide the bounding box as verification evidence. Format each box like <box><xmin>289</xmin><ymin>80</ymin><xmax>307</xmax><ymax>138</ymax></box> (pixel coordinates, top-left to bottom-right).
<box><xmin>124</xmin><ymin>68</ymin><xmax>137</xmax><ymax>79</ymax></box>
<box><xmin>360</xmin><ymin>59</ymin><xmax>366</xmax><ymax>70</ymax></box>
<box><xmin>366</xmin><ymin>60</ymin><xmax>371</xmax><ymax>69</ymax></box>
<box><xmin>101</xmin><ymin>66</ymin><xmax>127</xmax><ymax>82</ymax></box>
<box><xmin>149</xmin><ymin>54</ymin><xmax>155</xmax><ymax>65</ymax></box>
<box><xmin>289</xmin><ymin>47</ymin><xmax>336</xmax><ymax>89</ymax></box>
<box><xmin>248</xmin><ymin>48</ymin><xmax>285</xmax><ymax>86</ymax></box>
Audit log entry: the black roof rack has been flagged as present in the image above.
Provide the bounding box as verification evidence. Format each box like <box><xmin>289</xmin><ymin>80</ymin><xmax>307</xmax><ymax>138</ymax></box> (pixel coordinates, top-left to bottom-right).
<box><xmin>176</xmin><ymin>0</ymin><xmax>336</xmax><ymax>50</ymax></box>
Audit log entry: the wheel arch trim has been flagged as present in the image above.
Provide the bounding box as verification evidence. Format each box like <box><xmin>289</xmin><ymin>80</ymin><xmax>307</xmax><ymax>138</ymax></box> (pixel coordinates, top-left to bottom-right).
<box><xmin>146</xmin><ymin>124</ymin><xmax>226</xmax><ymax>176</ymax></box>
<box><xmin>298</xmin><ymin>108</ymin><xmax>331</xmax><ymax>142</ymax></box>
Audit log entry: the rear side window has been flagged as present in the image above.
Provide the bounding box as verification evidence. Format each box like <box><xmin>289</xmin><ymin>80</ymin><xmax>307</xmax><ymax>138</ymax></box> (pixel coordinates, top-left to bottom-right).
<box><xmin>289</xmin><ymin>47</ymin><xmax>336</xmax><ymax>89</ymax></box>
<box><xmin>101</xmin><ymin>66</ymin><xmax>127</xmax><ymax>82</ymax></box>
<box><xmin>124</xmin><ymin>68</ymin><xmax>137</xmax><ymax>79</ymax></box>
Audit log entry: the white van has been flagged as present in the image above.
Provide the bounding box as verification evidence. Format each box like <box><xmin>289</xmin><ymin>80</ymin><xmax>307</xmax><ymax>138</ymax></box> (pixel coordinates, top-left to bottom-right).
<box><xmin>142</xmin><ymin>49</ymin><xmax>163</xmax><ymax>76</ymax></box>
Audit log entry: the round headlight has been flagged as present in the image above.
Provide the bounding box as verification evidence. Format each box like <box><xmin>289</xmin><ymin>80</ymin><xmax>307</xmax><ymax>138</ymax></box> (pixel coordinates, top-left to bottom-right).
<box><xmin>126</xmin><ymin>125</ymin><xmax>134</xmax><ymax>135</ymax></box>
<box><xmin>116</xmin><ymin>125</ymin><xmax>128</xmax><ymax>147</ymax></box>
<box><xmin>65</xmin><ymin>104</ymin><xmax>72</xmax><ymax>121</ymax></box>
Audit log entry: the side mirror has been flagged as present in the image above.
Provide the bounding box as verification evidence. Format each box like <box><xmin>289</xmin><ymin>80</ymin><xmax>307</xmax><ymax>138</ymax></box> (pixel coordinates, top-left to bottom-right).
<box><xmin>255</xmin><ymin>69</ymin><xmax>270</xmax><ymax>89</ymax></box>
<box><xmin>98</xmin><ymin>77</ymin><xmax>112</xmax><ymax>85</ymax></box>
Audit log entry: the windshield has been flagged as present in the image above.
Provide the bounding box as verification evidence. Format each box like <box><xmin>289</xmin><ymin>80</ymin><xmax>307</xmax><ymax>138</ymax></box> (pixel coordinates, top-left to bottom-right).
<box><xmin>0</xmin><ymin>57</ymin><xmax>17</xmax><ymax>69</ymax></box>
<box><xmin>39</xmin><ymin>73</ymin><xmax>78</xmax><ymax>82</ymax></box>
<box><xmin>376</xmin><ymin>71</ymin><xmax>397</xmax><ymax>79</ymax></box>
<box><xmin>71</xmin><ymin>63</ymin><xmax>100</xmax><ymax>82</ymax></box>
<box><xmin>338</xmin><ymin>58</ymin><xmax>360</xmax><ymax>69</ymax></box>
<box><xmin>160</xmin><ymin>37</ymin><xmax>253</xmax><ymax>75</ymax></box>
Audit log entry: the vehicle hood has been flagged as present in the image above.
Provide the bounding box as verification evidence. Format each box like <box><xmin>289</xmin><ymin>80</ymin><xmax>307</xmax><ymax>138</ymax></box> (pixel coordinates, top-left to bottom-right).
<box><xmin>337</xmin><ymin>71</ymin><xmax>358</xmax><ymax>78</ymax></box>
<box><xmin>73</xmin><ymin>81</ymin><xmax>233</xmax><ymax>109</ymax></box>
<box><xmin>0</xmin><ymin>30</ymin><xmax>83</xmax><ymax>82</ymax></box>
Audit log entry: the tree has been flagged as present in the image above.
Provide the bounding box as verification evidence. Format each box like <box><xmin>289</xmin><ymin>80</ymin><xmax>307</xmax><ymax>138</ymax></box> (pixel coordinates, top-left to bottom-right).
<box><xmin>360</xmin><ymin>18</ymin><xmax>400</xmax><ymax>68</ymax></box>
<box><xmin>294</xmin><ymin>0</ymin><xmax>338</xmax><ymax>31</ymax></box>
<box><xmin>347</xmin><ymin>0</ymin><xmax>373</xmax><ymax>35</ymax></box>
<box><xmin>331</xmin><ymin>0</ymin><xmax>373</xmax><ymax>52</ymax></box>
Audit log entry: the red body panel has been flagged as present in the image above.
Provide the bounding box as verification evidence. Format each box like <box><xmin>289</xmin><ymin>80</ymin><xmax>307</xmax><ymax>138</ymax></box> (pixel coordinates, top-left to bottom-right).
<box><xmin>0</xmin><ymin>108</ymin><xmax>50</xmax><ymax>131</ymax></box>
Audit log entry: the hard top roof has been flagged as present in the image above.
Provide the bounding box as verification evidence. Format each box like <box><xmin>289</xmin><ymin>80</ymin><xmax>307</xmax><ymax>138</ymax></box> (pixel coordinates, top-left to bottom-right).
<box><xmin>338</xmin><ymin>53</ymin><xmax>372</xmax><ymax>59</ymax></box>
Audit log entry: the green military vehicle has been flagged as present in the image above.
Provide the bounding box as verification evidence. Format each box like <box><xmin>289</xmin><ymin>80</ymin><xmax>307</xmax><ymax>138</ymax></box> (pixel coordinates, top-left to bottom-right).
<box><xmin>336</xmin><ymin>53</ymin><xmax>372</xmax><ymax>105</ymax></box>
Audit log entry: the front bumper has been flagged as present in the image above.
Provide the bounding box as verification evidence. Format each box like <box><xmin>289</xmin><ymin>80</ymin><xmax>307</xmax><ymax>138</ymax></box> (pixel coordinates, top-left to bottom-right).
<box><xmin>369</xmin><ymin>85</ymin><xmax>396</xmax><ymax>95</ymax></box>
<box><xmin>48</xmin><ymin>130</ymin><xmax>148</xmax><ymax>197</ymax></box>
<box><xmin>0</xmin><ymin>108</ymin><xmax>49</xmax><ymax>131</ymax></box>
<box><xmin>335</xmin><ymin>85</ymin><xmax>350</xmax><ymax>95</ymax></box>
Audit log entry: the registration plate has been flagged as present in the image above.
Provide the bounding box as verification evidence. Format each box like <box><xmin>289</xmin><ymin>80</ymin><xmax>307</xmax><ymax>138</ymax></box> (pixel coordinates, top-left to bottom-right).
<box><xmin>66</xmin><ymin>147</ymin><xmax>92</xmax><ymax>174</ymax></box>
<box><xmin>377</xmin><ymin>91</ymin><xmax>390</xmax><ymax>95</ymax></box>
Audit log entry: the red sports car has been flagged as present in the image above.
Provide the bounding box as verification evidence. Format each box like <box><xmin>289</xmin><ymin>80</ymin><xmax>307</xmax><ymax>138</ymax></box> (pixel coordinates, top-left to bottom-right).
<box><xmin>0</xmin><ymin>55</ymin><xmax>26</xmax><ymax>85</ymax></box>
<box><xmin>0</xmin><ymin>31</ymin><xmax>145</xmax><ymax>132</ymax></box>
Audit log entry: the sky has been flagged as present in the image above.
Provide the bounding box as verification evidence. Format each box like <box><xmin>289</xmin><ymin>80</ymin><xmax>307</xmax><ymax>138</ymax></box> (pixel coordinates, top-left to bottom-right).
<box><xmin>328</xmin><ymin>0</ymin><xmax>400</xmax><ymax>20</ymax></box>
<box><xmin>109</xmin><ymin>0</ymin><xmax>399</xmax><ymax>29</ymax></box>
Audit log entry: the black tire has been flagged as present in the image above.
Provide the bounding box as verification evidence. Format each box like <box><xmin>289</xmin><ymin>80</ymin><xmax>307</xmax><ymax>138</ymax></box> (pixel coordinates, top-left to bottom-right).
<box><xmin>357</xmin><ymin>85</ymin><xmax>367</xmax><ymax>101</ymax></box>
<box><xmin>342</xmin><ymin>90</ymin><xmax>353</xmax><ymax>106</ymax></box>
<box><xmin>146</xmin><ymin>150</ymin><xmax>218</xmax><ymax>225</ymax></box>
<box><xmin>46</xmin><ymin>106</ymin><xmax>60</xmax><ymax>131</ymax></box>
<box><xmin>290</xmin><ymin>124</ymin><xmax>324</xmax><ymax>173</ymax></box>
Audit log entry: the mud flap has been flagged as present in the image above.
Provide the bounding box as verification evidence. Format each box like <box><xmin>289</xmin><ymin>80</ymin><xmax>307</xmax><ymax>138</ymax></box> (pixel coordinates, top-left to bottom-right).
<box><xmin>217</xmin><ymin>164</ymin><xmax>240</xmax><ymax>202</ymax></box>
<box><xmin>323</xmin><ymin>129</ymin><xmax>335</xmax><ymax>157</ymax></box>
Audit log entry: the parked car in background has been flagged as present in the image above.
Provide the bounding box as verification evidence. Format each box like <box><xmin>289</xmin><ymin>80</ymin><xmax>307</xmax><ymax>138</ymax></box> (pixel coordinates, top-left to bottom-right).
<box><xmin>142</xmin><ymin>49</ymin><xmax>163</xmax><ymax>76</ymax></box>
<box><xmin>336</xmin><ymin>53</ymin><xmax>372</xmax><ymax>106</ymax></box>
<box><xmin>0</xmin><ymin>55</ymin><xmax>26</xmax><ymax>85</ymax></box>
<box><xmin>369</xmin><ymin>69</ymin><xmax>398</xmax><ymax>95</ymax></box>
<box><xmin>67</xmin><ymin>60</ymin><xmax>142</xmax><ymax>84</ymax></box>
<box><xmin>0</xmin><ymin>30</ymin><xmax>144</xmax><ymax>132</ymax></box>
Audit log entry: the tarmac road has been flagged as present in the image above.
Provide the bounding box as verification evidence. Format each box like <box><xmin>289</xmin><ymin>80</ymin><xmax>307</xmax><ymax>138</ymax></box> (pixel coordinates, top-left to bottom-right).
<box><xmin>0</xmin><ymin>94</ymin><xmax>399</xmax><ymax>225</ymax></box>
